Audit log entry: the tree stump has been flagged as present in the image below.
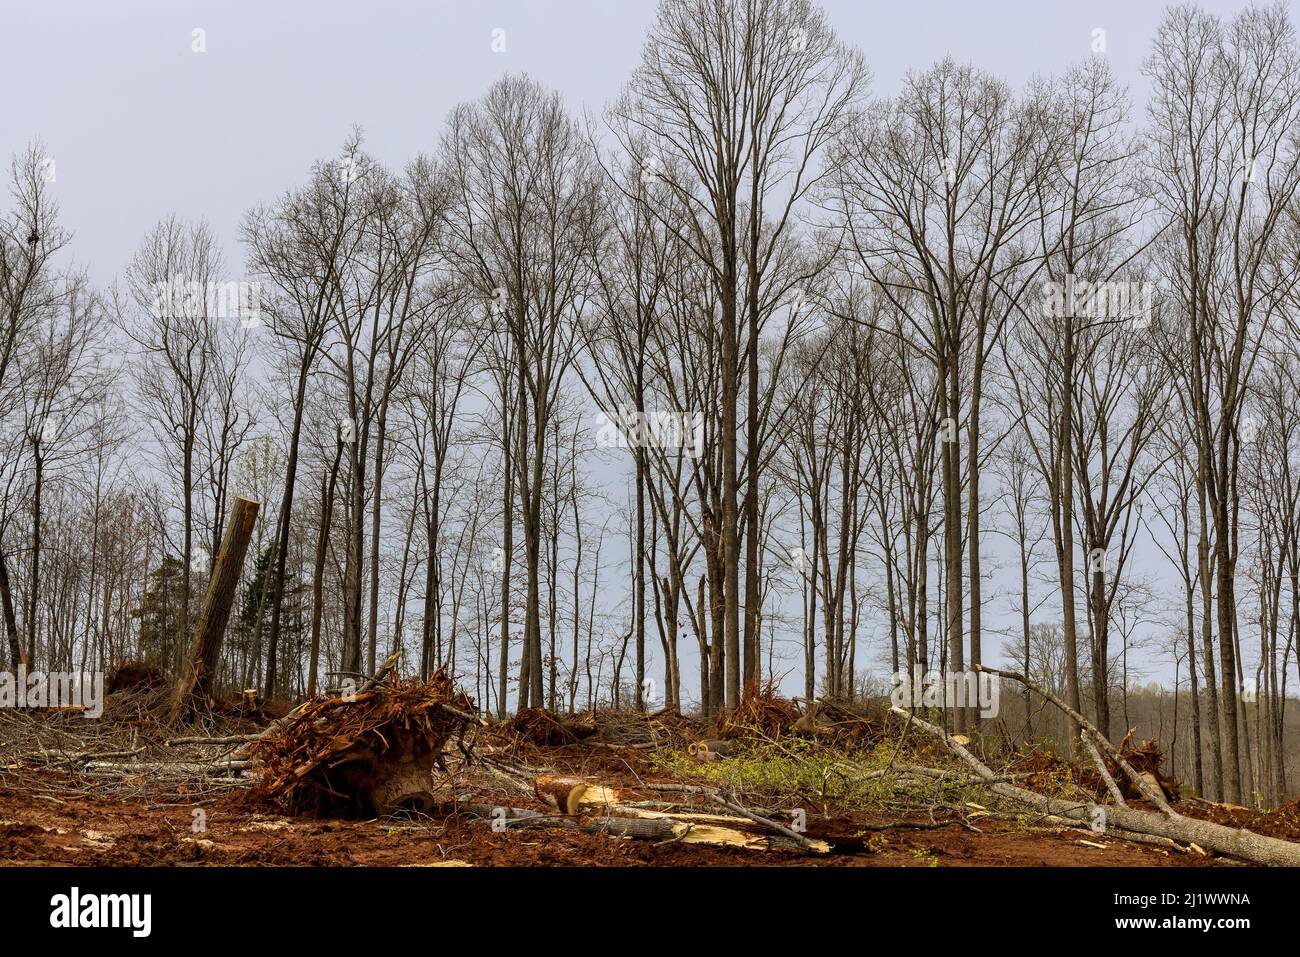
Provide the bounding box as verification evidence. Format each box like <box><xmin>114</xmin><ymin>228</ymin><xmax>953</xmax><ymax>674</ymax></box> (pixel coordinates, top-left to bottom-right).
<box><xmin>361</xmin><ymin>749</ymin><xmax>439</xmax><ymax>815</ymax></box>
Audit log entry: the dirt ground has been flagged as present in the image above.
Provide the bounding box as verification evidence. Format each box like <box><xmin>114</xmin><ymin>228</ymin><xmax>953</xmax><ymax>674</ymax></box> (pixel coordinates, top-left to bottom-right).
<box><xmin>1</xmin><ymin>686</ymin><xmax>1280</xmax><ymax>867</ymax></box>
<box><xmin>0</xmin><ymin>749</ymin><xmax>1223</xmax><ymax>868</ymax></box>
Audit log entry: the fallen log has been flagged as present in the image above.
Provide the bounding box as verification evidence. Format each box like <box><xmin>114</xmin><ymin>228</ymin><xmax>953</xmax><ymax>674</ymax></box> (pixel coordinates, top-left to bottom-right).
<box><xmin>539</xmin><ymin>776</ymin><xmax>830</xmax><ymax>853</ymax></box>
<box><xmin>1081</xmin><ymin>732</ymin><xmax>1127</xmax><ymax>807</ymax></box>
<box><xmin>42</xmin><ymin>748</ymin><xmax>147</xmax><ymax>765</ymax></box>
<box><xmin>534</xmin><ymin>774</ymin><xmax>619</xmax><ymax>814</ymax></box>
<box><xmin>976</xmin><ymin>665</ymin><xmax>1173</xmax><ymax>813</ymax></box>
<box><xmin>511</xmin><ymin>815</ymin><xmax>678</xmax><ymax>841</ymax></box>
<box><xmin>167</xmin><ymin>734</ymin><xmax>257</xmax><ymax>747</ymax></box>
<box><xmin>444</xmin><ymin>803</ymin><xmax>677</xmax><ymax>839</ymax></box>
<box><xmin>483</xmin><ymin>802</ymin><xmax>825</xmax><ymax>852</ymax></box>
<box><xmin>82</xmin><ymin>759</ymin><xmax>252</xmax><ymax>776</ymax></box>
<box><xmin>891</xmin><ymin>706</ymin><xmax>1300</xmax><ymax>867</ymax></box>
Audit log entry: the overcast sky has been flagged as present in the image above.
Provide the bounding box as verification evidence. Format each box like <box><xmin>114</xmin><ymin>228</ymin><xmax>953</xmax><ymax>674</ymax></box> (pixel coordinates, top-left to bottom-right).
<box><xmin>0</xmin><ymin>0</ymin><xmax>1187</xmax><ymax>288</ymax></box>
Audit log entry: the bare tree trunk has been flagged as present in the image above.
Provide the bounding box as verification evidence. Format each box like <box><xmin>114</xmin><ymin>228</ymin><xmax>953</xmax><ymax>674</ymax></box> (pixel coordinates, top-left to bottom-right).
<box><xmin>169</xmin><ymin>496</ymin><xmax>259</xmax><ymax>722</ymax></box>
<box><xmin>264</xmin><ymin>365</ymin><xmax>310</xmax><ymax>698</ymax></box>
<box><xmin>25</xmin><ymin>447</ymin><xmax>43</xmax><ymax>666</ymax></box>
<box><xmin>366</xmin><ymin>412</ymin><xmax>388</xmax><ymax>675</ymax></box>
<box><xmin>498</xmin><ymin>402</ymin><xmax>515</xmax><ymax>719</ymax></box>
<box><xmin>0</xmin><ymin>543</ymin><xmax>27</xmax><ymax>668</ymax></box>
<box><xmin>1197</xmin><ymin>488</ymin><xmax>1224</xmax><ymax>801</ymax></box>
<box><xmin>307</xmin><ymin>435</ymin><xmax>344</xmax><ymax>698</ymax></box>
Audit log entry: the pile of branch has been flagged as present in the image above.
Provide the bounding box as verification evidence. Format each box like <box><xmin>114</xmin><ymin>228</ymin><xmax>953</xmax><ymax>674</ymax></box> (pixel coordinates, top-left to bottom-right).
<box><xmin>646</xmin><ymin>712</ymin><xmax>707</xmax><ymax>748</ymax></box>
<box><xmin>791</xmin><ymin>698</ymin><xmax>898</xmax><ymax>750</ymax></box>
<box><xmin>504</xmin><ymin>708</ymin><xmax>705</xmax><ymax>750</ymax></box>
<box><xmin>887</xmin><ymin>665</ymin><xmax>1300</xmax><ymax>867</ymax></box>
<box><xmin>246</xmin><ymin>668</ymin><xmax>474</xmax><ymax>815</ymax></box>
<box><xmin>498</xmin><ymin>707</ymin><xmax>595</xmax><ymax>747</ymax></box>
<box><xmin>0</xmin><ymin>691</ymin><xmax>260</xmax><ymax>801</ymax></box>
<box><xmin>104</xmin><ymin>662</ymin><xmax>165</xmax><ymax>695</ymax></box>
<box><xmin>1108</xmin><ymin>730</ymin><xmax>1179</xmax><ymax>803</ymax></box>
<box><xmin>577</xmin><ymin>709</ymin><xmax>672</xmax><ymax>747</ymax></box>
<box><xmin>719</xmin><ymin>683</ymin><xmax>799</xmax><ymax>740</ymax></box>
<box><xmin>1009</xmin><ymin>735</ymin><xmax>1178</xmax><ymax>805</ymax></box>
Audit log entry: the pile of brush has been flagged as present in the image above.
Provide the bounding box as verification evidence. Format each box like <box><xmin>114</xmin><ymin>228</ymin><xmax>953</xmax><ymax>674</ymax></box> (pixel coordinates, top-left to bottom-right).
<box><xmin>1108</xmin><ymin>731</ymin><xmax>1180</xmax><ymax>803</ymax></box>
<box><xmin>790</xmin><ymin>698</ymin><xmax>897</xmax><ymax>749</ymax></box>
<box><xmin>248</xmin><ymin>669</ymin><xmax>474</xmax><ymax>815</ymax></box>
<box><xmin>718</xmin><ymin>683</ymin><xmax>800</xmax><ymax>739</ymax></box>
<box><xmin>499</xmin><ymin>706</ymin><xmax>596</xmax><ymax>747</ymax></box>
<box><xmin>1009</xmin><ymin>732</ymin><xmax>1180</xmax><ymax>804</ymax></box>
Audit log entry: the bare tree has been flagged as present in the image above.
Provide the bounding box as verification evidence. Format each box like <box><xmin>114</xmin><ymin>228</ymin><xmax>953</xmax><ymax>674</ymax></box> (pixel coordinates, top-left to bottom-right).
<box><xmin>442</xmin><ymin>74</ymin><xmax>603</xmax><ymax>710</ymax></box>
<box><xmin>1146</xmin><ymin>2</ymin><xmax>1300</xmax><ymax>802</ymax></box>
<box><xmin>616</xmin><ymin>0</ymin><xmax>865</xmax><ymax>710</ymax></box>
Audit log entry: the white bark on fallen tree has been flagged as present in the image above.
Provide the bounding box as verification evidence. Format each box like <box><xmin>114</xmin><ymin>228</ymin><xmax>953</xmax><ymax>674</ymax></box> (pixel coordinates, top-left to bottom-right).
<box><xmin>976</xmin><ymin>665</ymin><xmax>1174</xmax><ymax>813</ymax></box>
<box><xmin>541</xmin><ymin>775</ymin><xmax>829</xmax><ymax>853</ymax></box>
<box><xmin>458</xmin><ymin>799</ymin><xmax>829</xmax><ymax>853</ymax></box>
<box><xmin>890</xmin><ymin>707</ymin><xmax>1300</xmax><ymax>866</ymax></box>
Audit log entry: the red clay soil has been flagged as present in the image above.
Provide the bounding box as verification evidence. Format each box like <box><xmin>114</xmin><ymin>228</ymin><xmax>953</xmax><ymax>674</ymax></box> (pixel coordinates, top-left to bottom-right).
<box><xmin>0</xmin><ymin>755</ymin><xmax>1225</xmax><ymax>868</ymax></box>
<box><xmin>1189</xmin><ymin>797</ymin><xmax>1300</xmax><ymax>841</ymax></box>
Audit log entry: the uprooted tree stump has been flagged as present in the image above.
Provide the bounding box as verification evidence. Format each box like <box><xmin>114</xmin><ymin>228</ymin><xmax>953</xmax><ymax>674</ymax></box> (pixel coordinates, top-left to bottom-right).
<box><xmin>358</xmin><ymin>749</ymin><xmax>442</xmax><ymax>815</ymax></box>
<box><xmin>247</xmin><ymin>669</ymin><xmax>474</xmax><ymax>815</ymax></box>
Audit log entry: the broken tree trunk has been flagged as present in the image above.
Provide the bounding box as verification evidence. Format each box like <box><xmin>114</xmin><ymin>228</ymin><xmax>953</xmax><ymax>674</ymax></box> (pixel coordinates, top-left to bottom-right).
<box><xmin>530</xmin><ymin>775</ymin><xmax>830</xmax><ymax>853</ymax></box>
<box><xmin>168</xmin><ymin>496</ymin><xmax>260</xmax><ymax>724</ymax></box>
<box><xmin>977</xmin><ymin>664</ymin><xmax>1174</xmax><ymax>813</ymax></box>
<box><xmin>535</xmin><ymin>774</ymin><xmax>619</xmax><ymax>815</ymax></box>
<box><xmin>891</xmin><ymin>706</ymin><xmax>1300</xmax><ymax>867</ymax></box>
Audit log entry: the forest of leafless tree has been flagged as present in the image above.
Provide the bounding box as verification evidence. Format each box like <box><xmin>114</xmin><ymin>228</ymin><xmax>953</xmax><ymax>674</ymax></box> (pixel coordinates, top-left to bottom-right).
<box><xmin>5</xmin><ymin>0</ymin><xmax>1300</xmax><ymax>810</ymax></box>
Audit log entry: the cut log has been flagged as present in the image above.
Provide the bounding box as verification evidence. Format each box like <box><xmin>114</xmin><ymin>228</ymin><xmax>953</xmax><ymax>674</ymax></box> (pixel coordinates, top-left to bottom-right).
<box><xmin>534</xmin><ymin>774</ymin><xmax>619</xmax><ymax>815</ymax></box>
<box><xmin>530</xmin><ymin>776</ymin><xmax>831</xmax><ymax>853</ymax></box>
<box><xmin>687</xmin><ymin>739</ymin><xmax>735</xmax><ymax>761</ymax></box>
<box><xmin>168</xmin><ymin>497</ymin><xmax>260</xmax><ymax>724</ymax></box>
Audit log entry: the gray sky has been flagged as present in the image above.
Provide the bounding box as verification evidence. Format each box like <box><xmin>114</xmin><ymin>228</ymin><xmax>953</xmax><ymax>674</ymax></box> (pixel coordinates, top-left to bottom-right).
<box><xmin>0</xmin><ymin>0</ymin><xmax>1186</xmax><ymax>289</ymax></box>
